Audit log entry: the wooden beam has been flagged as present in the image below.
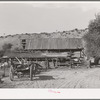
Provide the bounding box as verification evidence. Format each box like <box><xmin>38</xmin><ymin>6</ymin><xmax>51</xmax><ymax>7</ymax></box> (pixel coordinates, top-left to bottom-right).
<box><xmin>51</xmin><ymin>58</ymin><xmax>55</xmax><ymax>67</ymax></box>
<box><xmin>47</xmin><ymin>59</ymin><xmax>50</xmax><ymax>69</ymax></box>
<box><xmin>53</xmin><ymin>59</ymin><xmax>55</xmax><ymax>68</ymax></box>
<box><xmin>70</xmin><ymin>50</ymin><xmax>73</xmax><ymax>68</ymax></box>
<box><xmin>45</xmin><ymin>58</ymin><xmax>48</xmax><ymax>70</ymax></box>
<box><xmin>57</xmin><ymin>58</ymin><xmax>59</xmax><ymax>67</ymax></box>
<box><xmin>80</xmin><ymin>51</ymin><xmax>82</xmax><ymax>57</ymax></box>
<box><xmin>55</xmin><ymin>58</ymin><xmax>58</xmax><ymax>68</ymax></box>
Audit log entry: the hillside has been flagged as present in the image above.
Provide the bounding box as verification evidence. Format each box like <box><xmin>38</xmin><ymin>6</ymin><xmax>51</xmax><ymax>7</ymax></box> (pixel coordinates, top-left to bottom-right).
<box><xmin>0</xmin><ymin>28</ymin><xmax>88</xmax><ymax>50</ymax></box>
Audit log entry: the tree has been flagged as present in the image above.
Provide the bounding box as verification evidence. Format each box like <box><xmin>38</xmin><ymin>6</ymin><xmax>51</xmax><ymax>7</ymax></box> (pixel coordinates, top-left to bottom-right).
<box><xmin>0</xmin><ymin>43</ymin><xmax>13</xmax><ymax>57</ymax></box>
<box><xmin>0</xmin><ymin>50</ymin><xmax>5</xmax><ymax>57</ymax></box>
<box><xmin>2</xmin><ymin>43</ymin><xmax>12</xmax><ymax>51</ymax></box>
<box><xmin>83</xmin><ymin>13</ymin><xmax>100</xmax><ymax>58</ymax></box>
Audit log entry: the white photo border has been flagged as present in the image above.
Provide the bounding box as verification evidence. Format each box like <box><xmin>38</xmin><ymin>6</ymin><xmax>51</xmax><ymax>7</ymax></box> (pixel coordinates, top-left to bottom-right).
<box><xmin>0</xmin><ymin>1</ymin><xmax>100</xmax><ymax>99</ymax></box>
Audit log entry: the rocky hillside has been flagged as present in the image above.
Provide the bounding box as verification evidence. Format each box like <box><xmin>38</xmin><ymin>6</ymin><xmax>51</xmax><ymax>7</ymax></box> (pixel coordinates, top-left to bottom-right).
<box><xmin>0</xmin><ymin>28</ymin><xmax>88</xmax><ymax>50</ymax></box>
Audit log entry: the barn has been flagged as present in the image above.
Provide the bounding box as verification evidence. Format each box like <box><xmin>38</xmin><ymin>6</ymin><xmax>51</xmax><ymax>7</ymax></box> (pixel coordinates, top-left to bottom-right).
<box><xmin>5</xmin><ymin>37</ymin><xmax>84</xmax><ymax>68</ymax></box>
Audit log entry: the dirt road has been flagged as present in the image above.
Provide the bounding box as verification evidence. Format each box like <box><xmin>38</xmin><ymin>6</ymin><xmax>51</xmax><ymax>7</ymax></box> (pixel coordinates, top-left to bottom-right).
<box><xmin>1</xmin><ymin>67</ymin><xmax>100</xmax><ymax>88</ymax></box>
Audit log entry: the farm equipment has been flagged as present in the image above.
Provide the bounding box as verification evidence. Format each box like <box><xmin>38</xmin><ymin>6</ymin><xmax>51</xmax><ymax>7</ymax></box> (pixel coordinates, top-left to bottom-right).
<box><xmin>68</xmin><ymin>57</ymin><xmax>83</xmax><ymax>68</ymax></box>
<box><xmin>89</xmin><ymin>57</ymin><xmax>100</xmax><ymax>68</ymax></box>
<box><xmin>9</xmin><ymin>57</ymin><xmax>43</xmax><ymax>81</ymax></box>
<box><xmin>67</xmin><ymin>51</ymin><xmax>84</xmax><ymax>68</ymax></box>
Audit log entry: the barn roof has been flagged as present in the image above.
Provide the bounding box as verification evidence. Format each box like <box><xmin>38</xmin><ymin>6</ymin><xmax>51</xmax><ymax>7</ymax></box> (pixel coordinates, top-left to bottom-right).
<box><xmin>25</xmin><ymin>38</ymin><xmax>83</xmax><ymax>50</ymax></box>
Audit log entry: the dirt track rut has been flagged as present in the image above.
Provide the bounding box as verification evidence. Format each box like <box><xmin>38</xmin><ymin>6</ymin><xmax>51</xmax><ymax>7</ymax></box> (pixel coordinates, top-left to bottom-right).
<box><xmin>1</xmin><ymin>67</ymin><xmax>100</xmax><ymax>88</ymax></box>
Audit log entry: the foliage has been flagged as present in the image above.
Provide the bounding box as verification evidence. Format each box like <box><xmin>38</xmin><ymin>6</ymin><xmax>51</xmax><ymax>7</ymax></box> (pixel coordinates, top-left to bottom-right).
<box><xmin>83</xmin><ymin>14</ymin><xmax>100</xmax><ymax>57</ymax></box>
<box><xmin>0</xmin><ymin>43</ymin><xmax>13</xmax><ymax>57</ymax></box>
<box><xmin>0</xmin><ymin>50</ymin><xmax>5</xmax><ymax>57</ymax></box>
<box><xmin>2</xmin><ymin>43</ymin><xmax>12</xmax><ymax>51</ymax></box>
<box><xmin>14</xmin><ymin>47</ymin><xmax>20</xmax><ymax>51</ymax></box>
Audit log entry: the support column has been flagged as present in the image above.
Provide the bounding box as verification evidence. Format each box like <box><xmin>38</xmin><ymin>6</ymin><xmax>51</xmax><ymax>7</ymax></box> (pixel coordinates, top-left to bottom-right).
<box><xmin>52</xmin><ymin>58</ymin><xmax>54</xmax><ymax>68</ymax></box>
<box><xmin>70</xmin><ymin>51</ymin><xmax>73</xmax><ymax>68</ymax></box>
<box><xmin>55</xmin><ymin>58</ymin><xmax>58</xmax><ymax>68</ymax></box>
<box><xmin>3</xmin><ymin>64</ymin><xmax>5</xmax><ymax>77</ymax></box>
<box><xmin>47</xmin><ymin>59</ymin><xmax>50</xmax><ymax>69</ymax></box>
<box><xmin>80</xmin><ymin>51</ymin><xmax>82</xmax><ymax>58</ymax></box>
<box><xmin>57</xmin><ymin>58</ymin><xmax>59</xmax><ymax>67</ymax></box>
<box><xmin>45</xmin><ymin>58</ymin><xmax>48</xmax><ymax>70</ymax></box>
<box><xmin>53</xmin><ymin>59</ymin><xmax>56</xmax><ymax>68</ymax></box>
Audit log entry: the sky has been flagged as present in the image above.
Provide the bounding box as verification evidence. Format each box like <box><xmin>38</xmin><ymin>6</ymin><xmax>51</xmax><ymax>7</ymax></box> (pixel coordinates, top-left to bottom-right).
<box><xmin>0</xmin><ymin>2</ymin><xmax>100</xmax><ymax>36</ymax></box>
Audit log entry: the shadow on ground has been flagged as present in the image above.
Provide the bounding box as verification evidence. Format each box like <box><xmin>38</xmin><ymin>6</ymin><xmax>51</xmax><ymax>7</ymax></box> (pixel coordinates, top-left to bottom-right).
<box><xmin>11</xmin><ymin>75</ymin><xmax>55</xmax><ymax>81</ymax></box>
<box><xmin>34</xmin><ymin>75</ymin><xmax>55</xmax><ymax>80</ymax></box>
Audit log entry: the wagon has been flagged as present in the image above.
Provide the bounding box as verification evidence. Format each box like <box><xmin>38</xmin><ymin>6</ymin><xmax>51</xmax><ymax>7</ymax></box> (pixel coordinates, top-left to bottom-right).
<box><xmin>9</xmin><ymin>57</ymin><xmax>43</xmax><ymax>81</ymax></box>
<box><xmin>3</xmin><ymin>51</ymin><xmax>44</xmax><ymax>81</ymax></box>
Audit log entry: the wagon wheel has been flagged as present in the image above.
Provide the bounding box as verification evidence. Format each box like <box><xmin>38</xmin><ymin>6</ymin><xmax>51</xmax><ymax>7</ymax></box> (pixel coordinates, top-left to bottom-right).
<box><xmin>9</xmin><ymin>65</ymin><xmax>14</xmax><ymax>81</ymax></box>
<box><xmin>30</xmin><ymin>64</ymin><xmax>33</xmax><ymax>81</ymax></box>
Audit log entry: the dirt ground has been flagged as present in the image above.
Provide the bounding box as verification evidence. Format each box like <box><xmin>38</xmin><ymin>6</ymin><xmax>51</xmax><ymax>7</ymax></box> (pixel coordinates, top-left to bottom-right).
<box><xmin>1</xmin><ymin>66</ymin><xmax>100</xmax><ymax>88</ymax></box>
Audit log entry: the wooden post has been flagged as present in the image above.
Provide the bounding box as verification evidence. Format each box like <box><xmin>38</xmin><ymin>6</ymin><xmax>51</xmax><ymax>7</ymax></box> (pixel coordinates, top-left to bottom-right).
<box><xmin>52</xmin><ymin>58</ymin><xmax>54</xmax><ymax>68</ymax></box>
<box><xmin>47</xmin><ymin>59</ymin><xmax>50</xmax><ymax>69</ymax></box>
<box><xmin>57</xmin><ymin>58</ymin><xmax>59</xmax><ymax>67</ymax></box>
<box><xmin>52</xmin><ymin>59</ymin><xmax>55</xmax><ymax>67</ymax></box>
<box><xmin>30</xmin><ymin>64</ymin><xmax>33</xmax><ymax>81</ymax></box>
<box><xmin>57</xmin><ymin>58</ymin><xmax>58</xmax><ymax>68</ymax></box>
<box><xmin>70</xmin><ymin>51</ymin><xmax>72</xmax><ymax>68</ymax></box>
<box><xmin>45</xmin><ymin>58</ymin><xmax>48</xmax><ymax>70</ymax></box>
<box><xmin>3</xmin><ymin>64</ymin><xmax>5</xmax><ymax>77</ymax></box>
<box><xmin>55</xmin><ymin>58</ymin><xmax>58</xmax><ymax>68</ymax></box>
<box><xmin>53</xmin><ymin>59</ymin><xmax>55</xmax><ymax>68</ymax></box>
<box><xmin>80</xmin><ymin>51</ymin><xmax>82</xmax><ymax>58</ymax></box>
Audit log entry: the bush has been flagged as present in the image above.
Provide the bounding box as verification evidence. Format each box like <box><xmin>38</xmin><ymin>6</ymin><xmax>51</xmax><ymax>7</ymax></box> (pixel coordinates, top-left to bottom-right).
<box><xmin>2</xmin><ymin>43</ymin><xmax>12</xmax><ymax>51</ymax></box>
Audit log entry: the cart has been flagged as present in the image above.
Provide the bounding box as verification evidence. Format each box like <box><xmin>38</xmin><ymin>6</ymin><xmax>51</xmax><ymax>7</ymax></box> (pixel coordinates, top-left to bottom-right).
<box><xmin>9</xmin><ymin>57</ymin><xmax>43</xmax><ymax>81</ymax></box>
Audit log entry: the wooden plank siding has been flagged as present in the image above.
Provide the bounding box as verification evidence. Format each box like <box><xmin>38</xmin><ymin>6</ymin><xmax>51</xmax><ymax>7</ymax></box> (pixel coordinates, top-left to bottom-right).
<box><xmin>24</xmin><ymin>38</ymin><xmax>83</xmax><ymax>50</ymax></box>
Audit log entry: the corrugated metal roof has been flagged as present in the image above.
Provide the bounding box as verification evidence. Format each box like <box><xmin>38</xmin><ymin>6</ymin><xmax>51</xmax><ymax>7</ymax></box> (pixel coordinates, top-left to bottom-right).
<box><xmin>25</xmin><ymin>38</ymin><xmax>83</xmax><ymax>50</ymax></box>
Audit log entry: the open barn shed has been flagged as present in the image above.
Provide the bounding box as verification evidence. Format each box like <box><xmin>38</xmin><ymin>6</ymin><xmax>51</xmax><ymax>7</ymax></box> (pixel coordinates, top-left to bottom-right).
<box><xmin>5</xmin><ymin>38</ymin><xmax>84</xmax><ymax>69</ymax></box>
